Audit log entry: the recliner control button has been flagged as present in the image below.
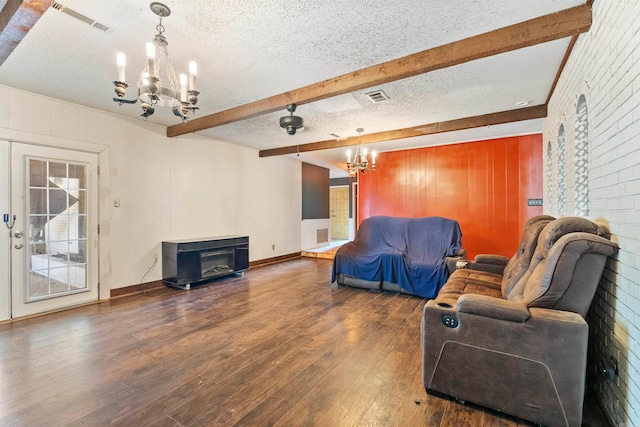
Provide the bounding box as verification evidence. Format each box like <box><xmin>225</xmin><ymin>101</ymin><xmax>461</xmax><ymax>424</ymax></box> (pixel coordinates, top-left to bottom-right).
<box><xmin>442</xmin><ymin>314</ymin><xmax>459</xmax><ymax>328</ymax></box>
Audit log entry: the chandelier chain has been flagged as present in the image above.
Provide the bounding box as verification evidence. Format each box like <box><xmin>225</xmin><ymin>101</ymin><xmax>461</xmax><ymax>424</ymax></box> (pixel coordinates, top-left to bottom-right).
<box><xmin>156</xmin><ymin>17</ymin><xmax>165</xmax><ymax>35</ymax></box>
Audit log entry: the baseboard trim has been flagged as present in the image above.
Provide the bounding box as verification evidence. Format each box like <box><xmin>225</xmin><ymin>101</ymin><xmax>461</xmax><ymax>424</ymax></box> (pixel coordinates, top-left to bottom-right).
<box><xmin>109</xmin><ymin>253</ymin><xmax>303</xmax><ymax>299</ymax></box>
<box><xmin>110</xmin><ymin>280</ymin><xmax>165</xmax><ymax>299</ymax></box>
<box><xmin>249</xmin><ymin>252</ymin><xmax>301</xmax><ymax>268</ymax></box>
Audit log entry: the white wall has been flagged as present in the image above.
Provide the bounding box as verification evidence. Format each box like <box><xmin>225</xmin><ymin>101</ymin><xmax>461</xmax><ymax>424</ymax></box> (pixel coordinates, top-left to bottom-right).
<box><xmin>301</xmin><ymin>218</ymin><xmax>331</xmax><ymax>250</ymax></box>
<box><xmin>0</xmin><ymin>85</ymin><xmax>302</xmax><ymax>292</ymax></box>
<box><xmin>543</xmin><ymin>1</ymin><xmax>640</xmax><ymax>424</ymax></box>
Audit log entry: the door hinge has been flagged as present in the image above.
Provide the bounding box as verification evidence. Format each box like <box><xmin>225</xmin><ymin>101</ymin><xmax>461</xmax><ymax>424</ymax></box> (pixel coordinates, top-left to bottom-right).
<box><xmin>97</xmin><ymin>224</ymin><xmax>100</xmax><ymax>234</ymax></box>
<box><xmin>97</xmin><ymin>165</ymin><xmax>100</xmax><ymax>176</ymax></box>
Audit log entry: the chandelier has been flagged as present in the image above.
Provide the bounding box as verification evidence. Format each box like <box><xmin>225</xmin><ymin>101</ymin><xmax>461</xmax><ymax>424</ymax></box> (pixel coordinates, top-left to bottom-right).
<box><xmin>112</xmin><ymin>2</ymin><xmax>199</xmax><ymax>121</ymax></box>
<box><xmin>346</xmin><ymin>128</ymin><xmax>377</xmax><ymax>176</ymax></box>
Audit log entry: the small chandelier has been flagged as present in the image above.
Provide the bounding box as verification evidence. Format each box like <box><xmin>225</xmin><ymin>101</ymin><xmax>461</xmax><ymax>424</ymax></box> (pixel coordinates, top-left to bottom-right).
<box><xmin>346</xmin><ymin>128</ymin><xmax>377</xmax><ymax>176</ymax></box>
<box><xmin>112</xmin><ymin>2</ymin><xmax>199</xmax><ymax>121</ymax></box>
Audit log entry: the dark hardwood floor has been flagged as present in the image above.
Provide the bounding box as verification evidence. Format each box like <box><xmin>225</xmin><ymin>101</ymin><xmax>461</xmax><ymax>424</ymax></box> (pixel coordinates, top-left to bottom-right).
<box><xmin>0</xmin><ymin>258</ymin><xmax>603</xmax><ymax>426</ymax></box>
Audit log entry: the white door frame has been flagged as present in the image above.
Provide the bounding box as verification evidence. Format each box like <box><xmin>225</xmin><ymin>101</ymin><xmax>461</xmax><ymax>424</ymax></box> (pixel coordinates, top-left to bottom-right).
<box><xmin>0</xmin><ymin>136</ymin><xmax>110</xmax><ymax>321</ymax></box>
<box><xmin>0</xmin><ymin>140</ymin><xmax>10</xmax><ymax>320</ymax></box>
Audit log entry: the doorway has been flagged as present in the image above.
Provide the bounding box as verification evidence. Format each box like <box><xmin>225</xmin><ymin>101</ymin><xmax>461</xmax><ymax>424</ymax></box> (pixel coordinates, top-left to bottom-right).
<box><xmin>4</xmin><ymin>143</ymin><xmax>99</xmax><ymax>319</ymax></box>
<box><xmin>330</xmin><ymin>186</ymin><xmax>349</xmax><ymax>240</ymax></box>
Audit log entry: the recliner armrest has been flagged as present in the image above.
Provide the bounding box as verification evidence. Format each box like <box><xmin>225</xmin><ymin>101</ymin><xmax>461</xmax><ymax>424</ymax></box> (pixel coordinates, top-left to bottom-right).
<box><xmin>460</xmin><ymin>254</ymin><xmax>509</xmax><ymax>274</ymax></box>
<box><xmin>445</xmin><ymin>248</ymin><xmax>467</xmax><ymax>274</ymax></box>
<box><xmin>457</xmin><ymin>294</ymin><xmax>530</xmax><ymax>322</ymax></box>
<box><xmin>474</xmin><ymin>254</ymin><xmax>509</xmax><ymax>265</ymax></box>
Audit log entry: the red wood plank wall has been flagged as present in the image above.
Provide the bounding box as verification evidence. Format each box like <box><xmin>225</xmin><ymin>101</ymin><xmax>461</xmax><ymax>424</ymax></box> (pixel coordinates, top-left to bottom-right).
<box><xmin>358</xmin><ymin>134</ymin><xmax>543</xmax><ymax>259</ymax></box>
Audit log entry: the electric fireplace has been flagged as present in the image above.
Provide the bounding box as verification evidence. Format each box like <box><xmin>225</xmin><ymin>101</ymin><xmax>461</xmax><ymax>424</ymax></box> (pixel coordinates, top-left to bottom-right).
<box><xmin>162</xmin><ymin>235</ymin><xmax>249</xmax><ymax>290</ymax></box>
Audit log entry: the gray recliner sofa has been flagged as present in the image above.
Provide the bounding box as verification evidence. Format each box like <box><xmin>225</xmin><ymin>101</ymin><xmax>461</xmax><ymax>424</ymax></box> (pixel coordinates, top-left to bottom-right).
<box><xmin>421</xmin><ymin>216</ymin><xmax>618</xmax><ymax>427</ymax></box>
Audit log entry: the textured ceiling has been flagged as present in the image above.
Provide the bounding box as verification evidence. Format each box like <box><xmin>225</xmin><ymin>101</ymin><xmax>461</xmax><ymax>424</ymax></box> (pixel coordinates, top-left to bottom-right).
<box><xmin>0</xmin><ymin>0</ymin><xmax>585</xmax><ymax>176</ymax></box>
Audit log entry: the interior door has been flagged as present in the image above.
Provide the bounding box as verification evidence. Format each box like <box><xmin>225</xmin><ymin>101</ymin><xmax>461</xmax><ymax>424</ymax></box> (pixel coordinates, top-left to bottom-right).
<box><xmin>10</xmin><ymin>143</ymin><xmax>99</xmax><ymax>318</ymax></box>
<box><xmin>330</xmin><ymin>186</ymin><xmax>349</xmax><ymax>240</ymax></box>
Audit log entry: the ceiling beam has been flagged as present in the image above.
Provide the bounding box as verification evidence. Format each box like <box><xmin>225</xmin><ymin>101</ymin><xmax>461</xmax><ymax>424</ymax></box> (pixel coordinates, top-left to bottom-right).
<box><xmin>546</xmin><ymin>34</ymin><xmax>579</xmax><ymax>105</ymax></box>
<box><xmin>259</xmin><ymin>104</ymin><xmax>547</xmax><ymax>158</ymax></box>
<box><xmin>0</xmin><ymin>0</ymin><xmax>53</xmax><ymax>66</ymax></box>
<box><xmin>167</xmin><ymin>4</ymin><xmax>591</xmax><ymax>138</ymax></box>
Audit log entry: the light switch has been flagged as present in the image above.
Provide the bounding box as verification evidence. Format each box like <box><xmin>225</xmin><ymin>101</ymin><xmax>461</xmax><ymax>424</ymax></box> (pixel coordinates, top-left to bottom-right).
<box><xmin>114</xmin><ymin>198</ymin><xmax>121</xmax><ymax>208</ymax></box>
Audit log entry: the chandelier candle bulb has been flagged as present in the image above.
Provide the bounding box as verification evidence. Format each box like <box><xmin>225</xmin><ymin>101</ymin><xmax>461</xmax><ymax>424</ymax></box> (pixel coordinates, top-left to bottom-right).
<box><xmin>346</xmin><ymin>149</ymin><xmax>351</xmax><ymax>161</ymax></box>
<box><xmin>179</xmin><ymin>74</ymin><xmax>188</xmax><ymax>101</ymax></box>
<box><xmin>145</xmin><ymin>42</ymin><xmax>156</xmax><ymax>77</ymax></box>
<box><xmin>189</xmin><ymin>61</ymin><xmax>197</xmax><ymax>91</ymax></box>
<box><xmin>116</xmin><ymin>52</ymin><xmax>126</xmax><ymax>82</ymax></box>
<box><xmin>372</xmin><ymin>151</ymin><xmax>377</xmax><ymax>165</ymax></box>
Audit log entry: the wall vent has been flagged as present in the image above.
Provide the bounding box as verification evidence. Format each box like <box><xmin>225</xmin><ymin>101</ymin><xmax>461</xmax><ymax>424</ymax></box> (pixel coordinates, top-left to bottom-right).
<box><xmin>51</xmin><ymin>2</ymin><xmax>113</xmax><ymax>32</ymax></box>
<box><xmin>365</xmin><ymin>90</ymin><xmax>390</xmax><ymax>103</ymax></box>
<box><xmin>317</xmin><ymin>229</ymin><xmax>329</xmax><ymax>244</ymax></box>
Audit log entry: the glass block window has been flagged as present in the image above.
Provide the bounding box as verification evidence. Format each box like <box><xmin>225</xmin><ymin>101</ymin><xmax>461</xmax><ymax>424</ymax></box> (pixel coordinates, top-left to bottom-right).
<box><xmin>575</xmin><ymin>95</ymin><xmax>589</xmax><ymax>216</ymax></box>
<box><xmin>557</xmin><ymin>124</ymin><xmax>566</xmax><ymax>215</ymax></box>
<box><xmin>546</xmin><ymin>141</ymin><xmax>553</xmax><ymax>213</ymax></box>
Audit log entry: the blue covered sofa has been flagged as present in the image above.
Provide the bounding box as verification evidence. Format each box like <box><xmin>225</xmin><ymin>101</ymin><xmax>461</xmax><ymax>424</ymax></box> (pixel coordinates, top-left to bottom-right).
<box><xmin>331</xmin><ymin>216</ymin><xmax>465</xmax><ymax>298</ymax></box>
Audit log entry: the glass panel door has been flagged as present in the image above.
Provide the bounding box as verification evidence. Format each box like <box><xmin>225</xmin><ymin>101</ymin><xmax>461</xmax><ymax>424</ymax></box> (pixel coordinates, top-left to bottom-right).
<box><xmin>11</xmin><ymin>144</ymin><xmax>98</xmax><ymax>318</ymax></box>
<box><xmin>27</xmin><ymin>159</ymin><xmax>89</xmax><ymax>300</ymax></box>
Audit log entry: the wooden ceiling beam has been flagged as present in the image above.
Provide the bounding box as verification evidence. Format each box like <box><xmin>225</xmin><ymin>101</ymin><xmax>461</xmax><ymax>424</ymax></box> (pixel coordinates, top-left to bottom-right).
<box><xmin>0</xmin><ymin>0</ymin><xmax>54</xmax><ymax>66</ymax></box>
<box><xmin>546</xmin><ymin>34</ymin><xmax>579</xmax><ymax>105</ymax></box>
<box><xmin>167</xmin><ymin>4</ymin><xmax>591</xmax><ymax>138</ymax></box>
<box><xmin>258</xmin><ymin>104</ymin><xmax>547</xmax><ymax>157</ymax></box>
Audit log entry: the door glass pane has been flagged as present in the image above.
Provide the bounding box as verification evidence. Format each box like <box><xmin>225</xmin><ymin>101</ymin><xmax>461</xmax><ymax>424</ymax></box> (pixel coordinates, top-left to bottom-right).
<box><xmin>29</xmin><ymin>160</ymin><xmax>47</xmax><ymax>187</ymax></box>
<box><xmin>27</xmin><ymin>159</ymin><xmax>89</xmax><ymax>301</ymax></box>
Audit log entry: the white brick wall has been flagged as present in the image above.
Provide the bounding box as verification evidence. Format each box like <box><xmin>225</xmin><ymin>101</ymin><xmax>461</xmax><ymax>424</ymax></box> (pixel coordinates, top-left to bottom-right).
<box><xmin>544</xmin><ymin>1</ymin><xmax>640</xmax><ymax>425</ymax></box>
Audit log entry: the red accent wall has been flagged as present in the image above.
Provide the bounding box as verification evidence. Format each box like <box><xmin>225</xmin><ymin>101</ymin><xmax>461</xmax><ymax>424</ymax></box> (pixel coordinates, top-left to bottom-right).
<box><xmin>358</xmin><ymin>134</ymin><xmax>543</xmax><ymax>259</ymax></box>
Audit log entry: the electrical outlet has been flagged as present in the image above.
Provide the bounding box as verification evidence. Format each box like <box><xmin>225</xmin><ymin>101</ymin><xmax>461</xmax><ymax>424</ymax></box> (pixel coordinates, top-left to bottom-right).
<box><xmin>601</xmin><ymin>357</ymin><xmax>618</xmax><ymax>380</ymax></box>
<box><xmin>154</xmin><ymin>253</ymin><xmax>158</xmax><ymax>262</ymax></box>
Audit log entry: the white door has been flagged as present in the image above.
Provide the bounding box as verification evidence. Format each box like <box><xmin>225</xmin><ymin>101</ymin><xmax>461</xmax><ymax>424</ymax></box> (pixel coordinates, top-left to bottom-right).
<box><xmin>330</xmin><ymin>187</ymin><xmax>349</xmax><ymax>239</ymax></box>
<box><xmin>9</xmin><ymin>143</ymin><xmax>99</xmax><ymax>318</ymax></box>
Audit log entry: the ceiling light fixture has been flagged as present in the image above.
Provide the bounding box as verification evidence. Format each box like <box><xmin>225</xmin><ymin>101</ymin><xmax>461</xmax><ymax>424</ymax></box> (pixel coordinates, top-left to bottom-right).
<box><xmin>112</xmin><ymin>2</ymin><xmax>199</xmax><ymax>121</ymax></box>
<box><xmin>515</xmin><ymin>100</ymin><xmax>530</xmax><ymax>107</ymax></box>
<box><xmin>279</xmin><ymin>104</ymin><xmax>304</xmax><ymax>135</ymax></box>
<box><xmin>346</xmin><ymin>128</ymin><xmax>376</xmax><ymax>176</ymax></box>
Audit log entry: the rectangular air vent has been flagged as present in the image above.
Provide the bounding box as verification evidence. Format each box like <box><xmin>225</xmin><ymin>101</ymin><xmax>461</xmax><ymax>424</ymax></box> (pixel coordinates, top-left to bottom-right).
<box><xmin>317</xmin><ymin>229</ymin><xmax>329</xmax><ymax>244</ymax></box>
<box><xmin>92</xmin><ymin>22</ymin><xmax>110</xmax><ymax>32</ymax></box>
<box><xmin>365</xmin><ymin>90</ymin><xmax>390</xmax><ymax>103</ymax></box>
<box><xmin>51</xmin><ymin>2</ymin><xmax>113</xmax><ymax>32</ymax></box>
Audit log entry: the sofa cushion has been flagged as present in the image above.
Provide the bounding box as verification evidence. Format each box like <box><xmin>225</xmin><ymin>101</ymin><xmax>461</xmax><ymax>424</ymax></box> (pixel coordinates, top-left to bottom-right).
<box><xmin>436</xmin><ymin>270</ymin><xmax>502</xmax><ymax>306</ymax></box>
<box><xmin>501</xmin><ymin>215</ymin><xmax>555</xmax><ymax>299</ymax></box>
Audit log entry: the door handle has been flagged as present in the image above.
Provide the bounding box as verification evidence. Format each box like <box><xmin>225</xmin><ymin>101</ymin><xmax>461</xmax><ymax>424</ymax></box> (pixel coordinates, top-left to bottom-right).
<box><xmin>14</xmin><ymin>230</ymin><xmax>23</xmax><ymax>238</ymax></box>
<box><xmin>14</xmin><ymin>243</ymin><xmax>23</xmax><ymax>249</ymax></box>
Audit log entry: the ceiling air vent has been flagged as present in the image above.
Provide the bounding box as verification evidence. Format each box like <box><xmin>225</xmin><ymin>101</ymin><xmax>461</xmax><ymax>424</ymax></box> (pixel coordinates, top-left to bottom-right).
<box><xmin>365</xmin><ymin>90</ymin><xmax>390</xmax><ymax>103</ymax></box>
<box><xmin>51</xmin><ymin>2</ymin><xmax>113</xmax><ymax>32</ymax></box>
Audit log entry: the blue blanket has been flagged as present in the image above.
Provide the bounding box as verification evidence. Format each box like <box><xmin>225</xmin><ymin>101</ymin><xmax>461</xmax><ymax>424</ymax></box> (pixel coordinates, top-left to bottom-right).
<box><xmin>331</xmin><ymin>216</ymin><xmax>462</xmax><ymax>298</ymax></box>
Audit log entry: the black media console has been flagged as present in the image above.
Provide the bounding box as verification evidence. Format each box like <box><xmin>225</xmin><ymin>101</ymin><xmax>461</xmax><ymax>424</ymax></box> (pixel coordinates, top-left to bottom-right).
<box><xmin>162</xmin><ymin>235</ymin><xmax>249</xmax><ymax>290</ymax></box>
